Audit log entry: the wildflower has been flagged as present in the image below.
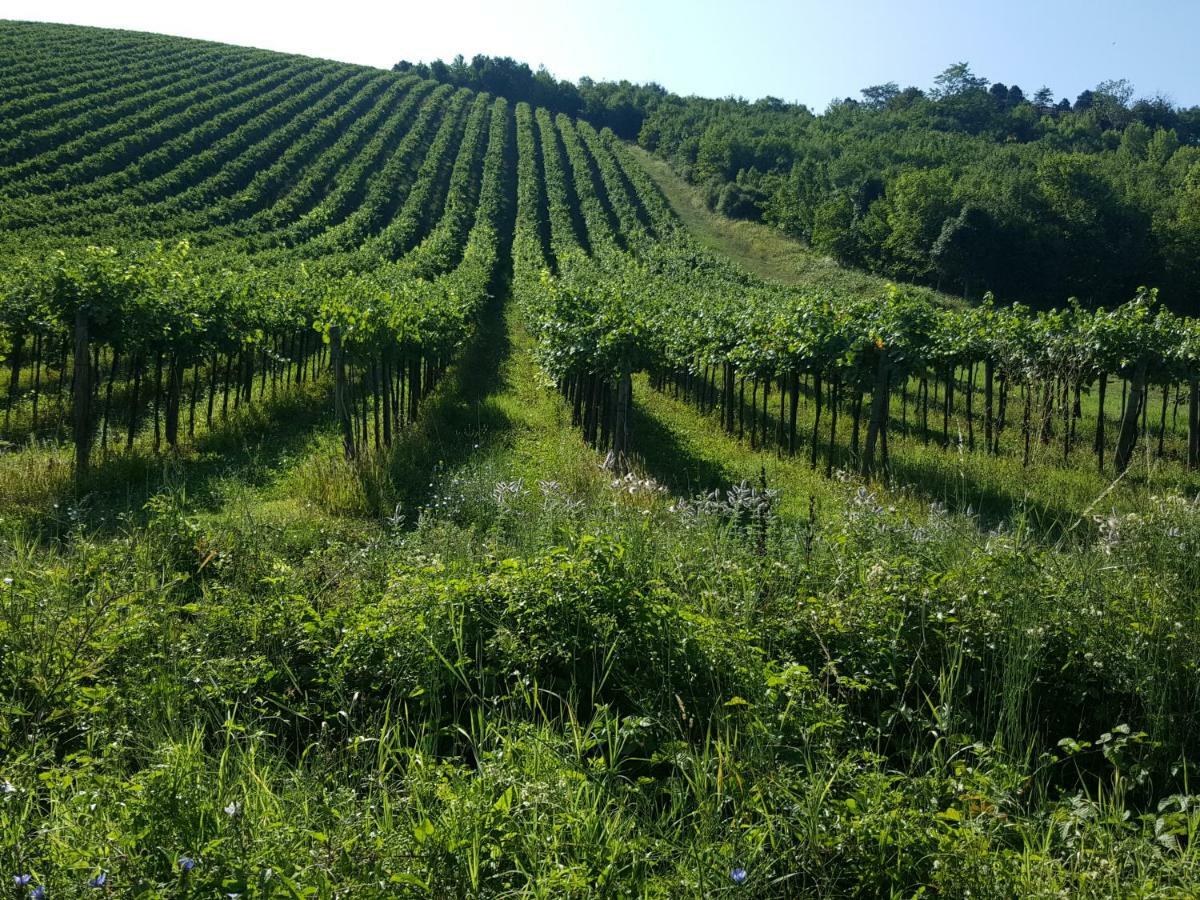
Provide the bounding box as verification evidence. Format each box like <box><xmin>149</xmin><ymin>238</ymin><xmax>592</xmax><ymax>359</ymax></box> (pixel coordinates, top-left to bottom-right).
<box><xmin>87</xmin><ymin>872</ymin><xmax>106</xmax><ymax>888</ymax></box>
<box><xmin>223</xmin><ymin>801</ymin><xmax>241</xmax><ymax>817</ymax></box>
<box><xmin>731</xmin><ymin>866</ymin><xmax>747</xmax><ymax>884</ymax></box>
<box><xmin>14</xmin><ymin>875</ymin><xmax>32</xmax><ymax>887</ymax></box>
<box><xmin>2</xmin><ymin>577</ymin><xmax>11</xmax><ymax>586</ymax></box>
<box><xmin>492</xmin><ymin>479</ymin><xmax>526</xmax><ymax>507</ymax></box>
<box><xmin>31</xmin><ymin>887</ymin><xmax>46</xmax><ymax>900</ymax></box>
<box><xmin>178</xmin><ymin>857</ymin><xmax>195</xmax><ymax>873</ymax></box>
<box><xmin>1</xmin><ymin>780</ymin><xmax>15</xmax><ymax>795</ymax></box>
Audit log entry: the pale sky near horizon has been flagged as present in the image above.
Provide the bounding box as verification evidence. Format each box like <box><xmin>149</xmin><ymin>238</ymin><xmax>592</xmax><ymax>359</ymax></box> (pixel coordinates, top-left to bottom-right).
<box><xmin>3</xmin><ymin>0</ymin><xmax>1199</xmax><ymax>110</ymax></box>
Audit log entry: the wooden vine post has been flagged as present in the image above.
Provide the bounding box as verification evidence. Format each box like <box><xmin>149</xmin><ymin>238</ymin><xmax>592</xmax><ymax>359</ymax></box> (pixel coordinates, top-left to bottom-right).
<box><xmin>863</xmin><ymin>344</ymin><xmax>890</xmax><ymax>476</ymax></box>
<box><xmin>331</xmin><ymin>325</ymin><xmax>355</xmax><ymax>459</ymax></box>
<box><xmin>71</xmin><ymin>308</ymin><xmax>92</xmax><ymax>476</ymax></box>
<box><xmin>611</xmin><ymin>366</ymin><xmax>632</xmax><ymax>472</ymax></box>
<box><xmin>1114</xmin><ymin>361</ymin><xmax>1147</xmax><ymax>474</ymax></box>
<box><xmin>1188</xmin><ymin>376</ymin><xmax>1199</xmax><ymax>471</ymax></box>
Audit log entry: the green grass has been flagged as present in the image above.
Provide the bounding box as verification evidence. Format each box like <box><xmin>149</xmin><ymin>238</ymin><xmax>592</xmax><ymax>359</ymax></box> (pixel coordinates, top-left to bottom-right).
<box><xmin>2</xmin><ymin>297</ymin><xmax>1199</xmax><ymax>896</ymax></box>
<box><xmin>629</xmin><ymin>371</ymin><xmax>896</xmax><ymax>524</ymax></box>
<box><xmin>633</xmin><ymin>370</ymin><xmax>1200</xmax><ymax>541</ymax></box>
<box><xmin>629</xmin><ymin>145</ymin><xmax>948</xmax><ymax>302</ymax></box>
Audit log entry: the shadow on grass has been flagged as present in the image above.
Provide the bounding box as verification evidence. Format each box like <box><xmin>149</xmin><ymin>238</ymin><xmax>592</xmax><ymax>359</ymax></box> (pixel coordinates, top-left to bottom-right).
<box><xmin>880</xmin><ymin>453</ymin><xmax>1081</xmax><ymax>539</ymax></box>
<box><xmin>627</xmin><ymin>396</ymin><xmax>735</xmax><ymax>499</ymax></box>
<box><xmin>6</xmin><ymin>383</ymin><xmax>336</xmax><ymax>538</ymax></box>
<box><xmin>637</xmin><ymin>380</ymin><xmax>1102</xmax><ymax>539</ymax></box>
<box><xmin>380</xmin><ymin>293</ymin><xmax>515</xmax><ymax>514</ymax></box>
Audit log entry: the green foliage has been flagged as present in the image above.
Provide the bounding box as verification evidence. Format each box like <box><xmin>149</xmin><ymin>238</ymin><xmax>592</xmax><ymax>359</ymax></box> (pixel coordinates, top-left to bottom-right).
<box><xmin>609</xmin><ymin>59</ymin><xmax>1200</xmax><ymax>312</ymax></box>
<box><xmin>2</xmin><ymin>20</ymin><xmax>1200</xmax><ymax>896</ymax></box>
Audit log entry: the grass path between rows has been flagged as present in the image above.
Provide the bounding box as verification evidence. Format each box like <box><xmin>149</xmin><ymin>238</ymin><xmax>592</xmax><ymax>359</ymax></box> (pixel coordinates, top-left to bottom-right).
<box><xmin>624</xmin><ymin>148</ymin><xmax>945</xmax><ymax>524</ymax></box>
<box><xmin>417</xmin><ymin>296</ymin><xmax>609</xmax><ymax>496</ymax></box>
<box><xmin>248</xmin><ymin>293</ymin><xmax>612</xmax><ymax>534</ymax></box>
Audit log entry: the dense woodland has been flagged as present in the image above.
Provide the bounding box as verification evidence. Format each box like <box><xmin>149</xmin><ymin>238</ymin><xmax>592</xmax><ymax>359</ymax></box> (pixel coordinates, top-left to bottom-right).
<box><xmin>399</xmin><ymin>55</ymin><xmax>1200</xmax><ymax>312</ymax></box>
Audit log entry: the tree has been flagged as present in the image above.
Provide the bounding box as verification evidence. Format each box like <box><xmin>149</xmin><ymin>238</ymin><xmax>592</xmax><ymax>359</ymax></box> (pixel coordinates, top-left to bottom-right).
<box><xmin>1036</xmin><ymin>153</ymin><xmax>1150</xmax><ymax>305</ymax></box>
<box><xmin>1163</xmin><ymin>175</ymin><xmax>1200</xmax><ymax>313</ymax></box>
<box><xmin>860</xmin><ymin>82</ymin><xmax>900</xmax><ymax>109</ymax></box>
<box><xmin>932</xmin><ymin>62</ymin><xmax>988</xmax><ymax>99</ymax></box>
<box><xmin>1095</xmin><ymin>78</ymin><xmax>1135</xmax><ymax>107</ymax></box>
<box><xmin>892</xmin><ymin>86</ymin><xmax>927</xmax><ymax>109</ymax></box>
<box><xmin>754</xmin><ymin>95</ymin><xmax>788</xmax><ymax>111</ymax></box>
<box><xmin>716</xmin><ymin>182</ymin><xmax>762</xmax><ymax>220</ymax></box>
<box><xmin>879</xmin><ymin>168</ymin><xmax>957</xmax><ymax>280</ymax></box>
<box><xmin>1132</xmin><ymin>95</ymin><xmax>1177</xmax><ymax>130</ymax></box>
<box><xmin>1091</xmin><ymin>79</ymin><xmax>1134</xmax><ymax>128</ymax></box>
<box><xmin>932</xmin><ymin>204</ymin><xmax>998</xmax><ymax>298</ymax></box>
<box><xmin>1033</xmin><ymin>86</ymin><xmax>1055</xmax><ymax>108</ymax></box>
<box><xmin>812</xmin><ymin>194</ymin><xmax>864</xmax><ymax>266</ymax></box>
<box><xmin>1147</xmin><ymin>127</ymin><xmax>1179</xmax><ymax>165</ymax></box>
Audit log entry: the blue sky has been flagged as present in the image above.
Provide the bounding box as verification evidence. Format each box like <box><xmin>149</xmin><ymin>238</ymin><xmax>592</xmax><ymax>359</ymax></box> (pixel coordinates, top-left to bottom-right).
<box><xmin>5</xmin><ymin>0</ymin><xmax>1199</xmax><ymax>110</ymax></box>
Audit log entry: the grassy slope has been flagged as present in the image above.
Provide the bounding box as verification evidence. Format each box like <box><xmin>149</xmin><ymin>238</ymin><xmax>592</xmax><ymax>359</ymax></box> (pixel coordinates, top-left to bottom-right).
<box><xmin>628</xmin><ymin>145</ymin><xmax>943</xmax><ymax>300</ymax></box>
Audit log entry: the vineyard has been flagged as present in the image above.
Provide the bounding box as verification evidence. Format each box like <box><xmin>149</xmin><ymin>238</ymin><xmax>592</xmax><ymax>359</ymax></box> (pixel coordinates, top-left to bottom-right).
<box><xmin>2</xmin><ymin>20</ymin><xmax>1199</xmax><ymax>897</ymax></box>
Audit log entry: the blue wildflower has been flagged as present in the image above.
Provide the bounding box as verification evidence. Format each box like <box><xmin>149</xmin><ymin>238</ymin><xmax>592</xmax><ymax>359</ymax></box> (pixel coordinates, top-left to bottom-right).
<box><xmin>14</xmin><ymin>875</ymin><xmax>32</xmax><ymax>886</ymax></box>
<box><xmin>731</xmin><ymin>866</ymin><xmax>747</xmax><ymax>885</ymax></box>
<box><xmin>87</xmin><ymin>872</ymin><xmax>106</xmax><ymax>888</ymax></box>
<box><xmin>178</xmin><ymin>857</ymin><xmax>195</xmax><ymax>873</ymax></box>
<box><xmin>31</xmin><ymin>888</ymin><xmax>46</xmax><ymax>900</ymax></box>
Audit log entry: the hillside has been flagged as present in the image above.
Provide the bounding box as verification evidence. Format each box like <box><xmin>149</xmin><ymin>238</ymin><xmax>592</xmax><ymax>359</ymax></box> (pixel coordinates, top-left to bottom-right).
<box><xmin>1</xmin><ymin>21</ymin><xmax>1199</xmax><ymax>897</ymax></box>
<box><xmin>629</xmin><ymin>143</ymin><xmax>917</xmax><ymax>297</ymax></box>
<box><xmin>399</xmin><ymin>52</ymin><xmax>1200</xmax><ymax>313</ymax></box>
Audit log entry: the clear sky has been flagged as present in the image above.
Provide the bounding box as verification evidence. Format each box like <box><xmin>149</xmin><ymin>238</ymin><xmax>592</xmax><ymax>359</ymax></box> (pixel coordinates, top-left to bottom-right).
<box><xmin>5</xmin><ymin>0</ymin><xmax>1199</xmax><ymax>110</ymax></box>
